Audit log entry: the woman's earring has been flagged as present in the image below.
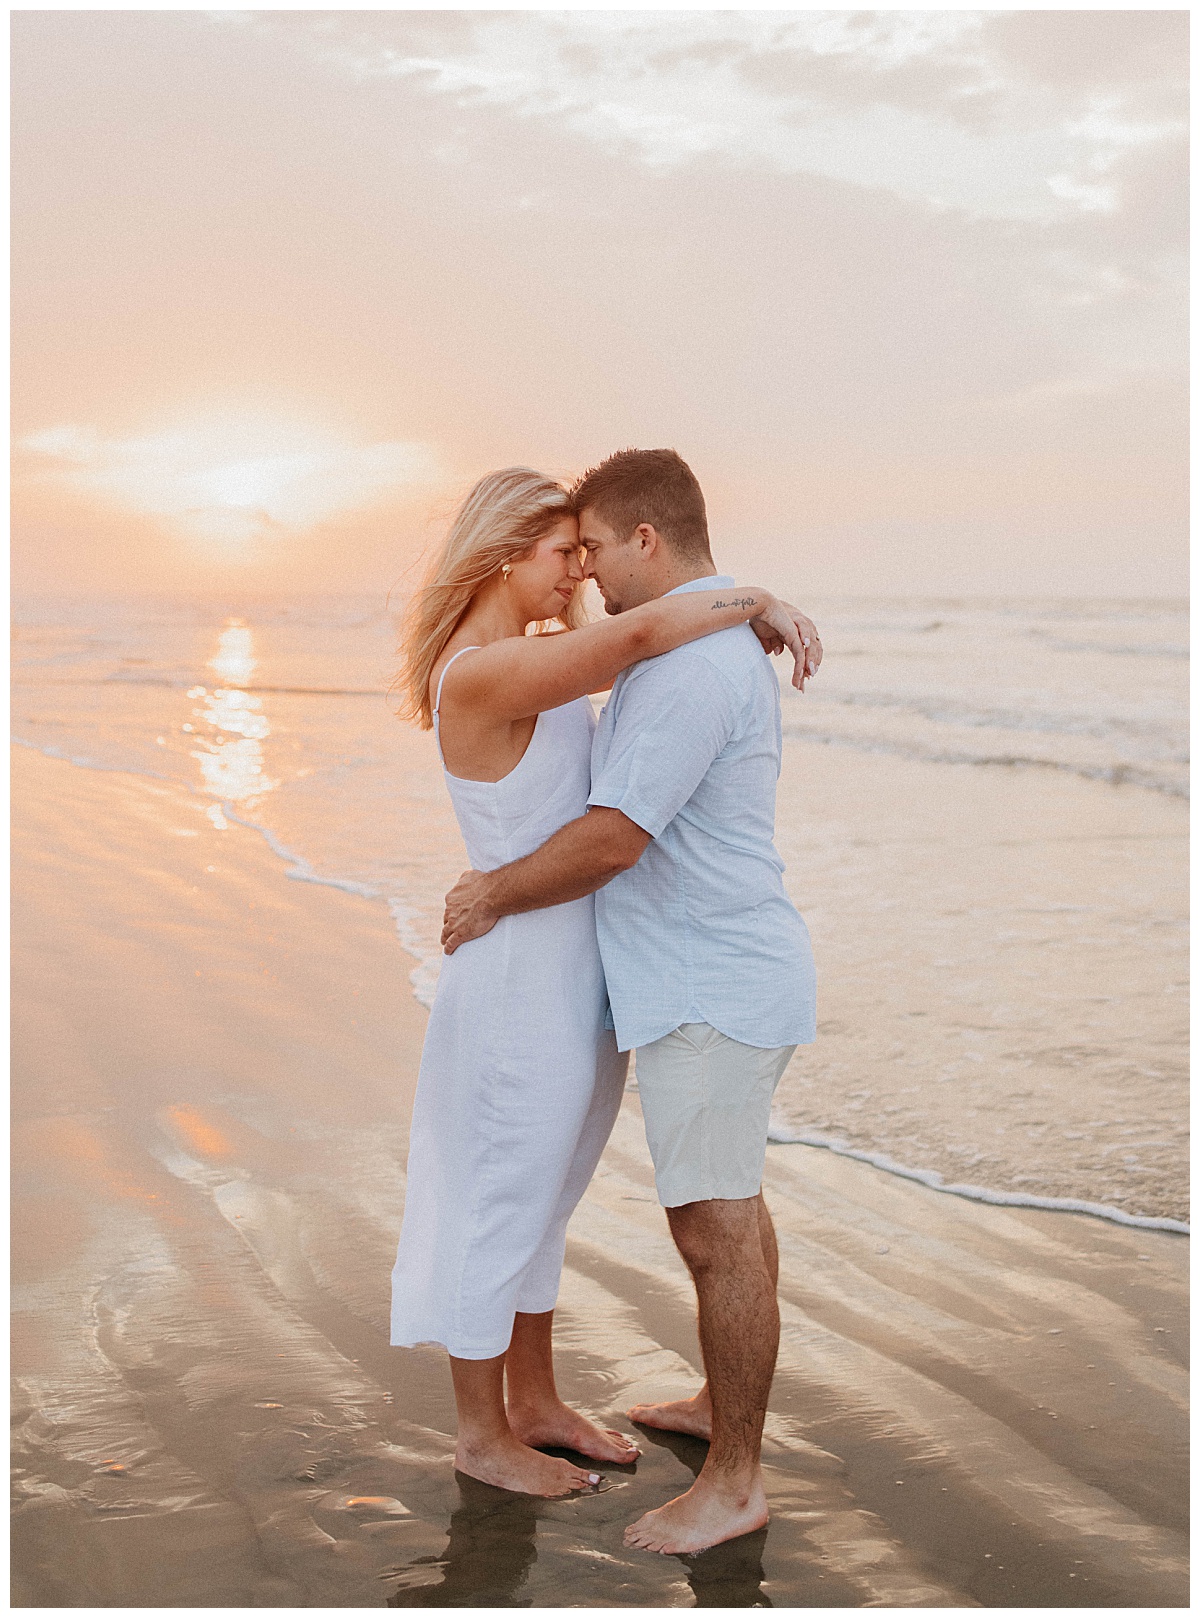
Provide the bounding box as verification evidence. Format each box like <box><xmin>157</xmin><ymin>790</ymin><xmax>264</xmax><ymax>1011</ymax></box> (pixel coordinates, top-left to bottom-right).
<box><xmin>501</xmin><ymin>563</ymin><xmax>512</xmax><ymax>581</ymax></box>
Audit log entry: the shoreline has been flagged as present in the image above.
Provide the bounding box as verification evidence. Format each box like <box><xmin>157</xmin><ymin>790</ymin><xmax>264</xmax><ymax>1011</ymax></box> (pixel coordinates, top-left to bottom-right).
<box><xmin>767</xmin><ymin>1127</ymin><xmax>1191</xmax><ymax>1235</ymax></box>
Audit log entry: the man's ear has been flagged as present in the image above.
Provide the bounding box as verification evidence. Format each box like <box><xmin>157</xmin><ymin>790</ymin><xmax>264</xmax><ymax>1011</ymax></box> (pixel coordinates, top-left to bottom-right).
<box><xmin>634</xmin><ymin>523</ymin><xmax>660</xmax><ymax>557</ymax></box>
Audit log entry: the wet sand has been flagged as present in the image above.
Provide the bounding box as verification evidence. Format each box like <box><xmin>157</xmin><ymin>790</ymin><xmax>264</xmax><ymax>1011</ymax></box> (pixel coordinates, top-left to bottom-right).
<box><xmin>11</xmin><ymin>744</ymin><xmax>1189</xmax><ymax>1608</ymax></box>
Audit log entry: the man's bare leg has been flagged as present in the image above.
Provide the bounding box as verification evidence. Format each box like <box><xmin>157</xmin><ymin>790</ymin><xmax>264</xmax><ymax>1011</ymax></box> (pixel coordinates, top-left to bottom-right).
<box><xmin>628</xmin><ymin>1194</ymin><xmax>778</xmax><ymax>1442</ymax></box>
<box><xmin>450</xmin><ymin>1351</ymin><xmax>602</xmax><ymax>1496</ymax></box>
<box><xmin>624</xmin><ymin>1195</ymin><xmax>779</xmax><ymax>1554</ymax></box>
<box><xmin>503</xmin><ymin>1310</ymin><xmax>640</xmax><ymax>1464</ymax></box>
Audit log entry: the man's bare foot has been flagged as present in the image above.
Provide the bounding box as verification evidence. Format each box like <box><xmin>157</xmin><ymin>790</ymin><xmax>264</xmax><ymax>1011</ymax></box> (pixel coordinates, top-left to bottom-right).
<box><xmin>454</xmin><ymin>1432</ymin><xmax>601</xmax><ymax>1497</ymax></box>
<box><xmin>508</xmin><ymin>1398</ymin><xmax>641</xmax><ymax>1464</ymax></box>
<box><xmin>628</xmin><ymin>1389</ymin><xmax>712</xmax><ymax>1441</ymax></box>
<box><xmin>623</xmin><ymin>1472</ymin><xmax>768</xmax><ymax>1555</ymax></box>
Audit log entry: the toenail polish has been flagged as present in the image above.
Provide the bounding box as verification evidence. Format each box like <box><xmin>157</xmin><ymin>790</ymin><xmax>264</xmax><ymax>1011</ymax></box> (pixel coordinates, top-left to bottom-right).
<box><xmin>589</xmin><ymin>1473</ymin><xmax>600</xmax><ymax>1484</ymax></box>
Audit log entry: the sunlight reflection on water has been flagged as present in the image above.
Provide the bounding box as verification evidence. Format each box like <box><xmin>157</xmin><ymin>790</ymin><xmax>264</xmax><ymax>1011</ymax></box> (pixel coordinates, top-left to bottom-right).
<box><xmin>188</xmin><ymin>622</ymin><xmax>279</xmax><ymax>803</ymax></box>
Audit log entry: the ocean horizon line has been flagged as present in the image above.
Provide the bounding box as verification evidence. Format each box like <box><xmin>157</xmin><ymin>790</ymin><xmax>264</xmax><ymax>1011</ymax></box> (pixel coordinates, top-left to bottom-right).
<box><xmin>11</xmin><ymin>587</ymin><xmax>1191</xmax><ymax>614</ymax></box>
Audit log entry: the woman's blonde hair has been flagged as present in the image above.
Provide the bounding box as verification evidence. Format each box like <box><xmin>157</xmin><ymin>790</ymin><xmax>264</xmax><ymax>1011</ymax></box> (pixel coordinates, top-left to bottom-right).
<box><xmin>393</xmin><ymin>467</ymin><xmax>585</xmax><ymax>729</ymax></box>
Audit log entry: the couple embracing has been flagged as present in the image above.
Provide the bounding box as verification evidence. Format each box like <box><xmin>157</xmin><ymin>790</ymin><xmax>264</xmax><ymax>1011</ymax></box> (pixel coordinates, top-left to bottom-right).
<box><xmin>390</xmin><ymin>448</ymin><xmax>819</xmax><ymax>1556</ymax></box>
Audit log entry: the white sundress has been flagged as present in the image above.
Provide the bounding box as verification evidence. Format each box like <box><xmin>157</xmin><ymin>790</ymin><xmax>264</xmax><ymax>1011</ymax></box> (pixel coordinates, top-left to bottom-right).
<box><xmin>390</xmin><ymin>647</ymin><xmax>628</xmax><ymax>1359</ymax></box>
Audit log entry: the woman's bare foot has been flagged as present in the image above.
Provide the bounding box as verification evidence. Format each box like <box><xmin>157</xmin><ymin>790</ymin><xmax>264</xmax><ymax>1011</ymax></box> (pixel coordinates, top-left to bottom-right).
<box><xmin>454</xmin><ymin>1432</ymin><xmax>601</xmax><ymax>1497</ymax></box>
<box><xmin>627</xmin><ymin>1388</ymin><xmax>712</xmax><ymax>1441</ymax></box>
<box><xmin>508</xmin><ymin>1398</ymin><xmax>641</xmax><ymax>1464</ymax></box>
<box><xmin>623</xmin><ymin>1472</ymin><xmax>768</xmax><ymax>1555</ymax></box>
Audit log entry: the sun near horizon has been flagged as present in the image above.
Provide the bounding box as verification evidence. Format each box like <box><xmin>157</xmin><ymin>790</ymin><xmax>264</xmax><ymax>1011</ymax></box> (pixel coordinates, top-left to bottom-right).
<box><xmin>11</xmin><ymin>10</ymin><xmax>1188</xmax><ymax>603</ymax></box>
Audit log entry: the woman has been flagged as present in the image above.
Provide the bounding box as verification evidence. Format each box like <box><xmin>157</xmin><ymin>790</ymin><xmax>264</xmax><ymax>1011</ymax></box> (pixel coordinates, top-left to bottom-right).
<box><xmin>390</xmin><ymin>468</ymin><xmax>814</xmax><ymax>1498</ymax></box>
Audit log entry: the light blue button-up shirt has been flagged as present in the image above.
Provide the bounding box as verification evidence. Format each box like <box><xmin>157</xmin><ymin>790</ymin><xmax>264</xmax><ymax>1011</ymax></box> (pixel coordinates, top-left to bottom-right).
<box><xmin>587</xmin><ymin>575</ymin><xmax>817</xmax><ymax>1054</ymax></box>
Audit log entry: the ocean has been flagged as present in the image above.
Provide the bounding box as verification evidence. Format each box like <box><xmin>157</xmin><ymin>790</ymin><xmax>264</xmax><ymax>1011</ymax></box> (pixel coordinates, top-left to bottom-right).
<box><xmin>12</xmin><ymin>588</ymin><xmax>1188</xmax><ymax>1228</ymax></box>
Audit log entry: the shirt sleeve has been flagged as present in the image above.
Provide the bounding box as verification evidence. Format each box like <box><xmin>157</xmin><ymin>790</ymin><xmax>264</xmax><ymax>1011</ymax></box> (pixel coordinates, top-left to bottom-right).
<box><xmin>586</xmin><ymin>649</ymin><xmax>741</xmax><ymax>838</ymax></box>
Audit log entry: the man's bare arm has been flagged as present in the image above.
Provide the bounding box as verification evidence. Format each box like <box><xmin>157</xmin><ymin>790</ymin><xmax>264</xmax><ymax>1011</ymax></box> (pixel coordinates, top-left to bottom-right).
<box><xmin>442</xmin><ymin>808</ymin><xmax>651</xmax><ymax>954</ymax></box>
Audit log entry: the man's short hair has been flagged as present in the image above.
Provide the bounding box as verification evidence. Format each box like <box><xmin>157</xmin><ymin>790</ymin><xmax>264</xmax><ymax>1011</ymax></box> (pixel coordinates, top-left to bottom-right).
<box><xmin>572</xmin><ymin>448</ymin><xmax>712</xmax><ymax>564</ymax></box>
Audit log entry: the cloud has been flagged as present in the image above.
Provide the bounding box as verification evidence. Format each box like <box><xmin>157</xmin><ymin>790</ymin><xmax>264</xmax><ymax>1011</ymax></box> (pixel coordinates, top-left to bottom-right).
<box><xmin>16</xmin><ymin>415</ymin><xmax>437</xmax><ymax>545</ymax></box>
<box><xmin>9</xmin><ymin>9</ymin><xmax>1184</xmax><ymax>597</ymax></box>
<box><xmin>236</xmin><ymin>10</ymin><xmax>1186</xmax><ymax>224</ymax></box>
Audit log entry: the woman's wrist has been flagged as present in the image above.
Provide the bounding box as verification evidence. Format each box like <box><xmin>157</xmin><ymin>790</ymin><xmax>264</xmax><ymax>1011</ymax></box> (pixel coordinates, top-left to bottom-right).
<box><xmin>741</xmin><ymin>587</ymin><xmax>775</xmax><ymax>618</ymax></box>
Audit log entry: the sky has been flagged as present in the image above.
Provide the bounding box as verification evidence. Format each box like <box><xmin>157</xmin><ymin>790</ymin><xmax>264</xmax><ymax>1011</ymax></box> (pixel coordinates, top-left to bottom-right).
<box><xmin>10</xmin><ymin>7</ymin><xmax>1189</xmax><ymax>600</ymax></box>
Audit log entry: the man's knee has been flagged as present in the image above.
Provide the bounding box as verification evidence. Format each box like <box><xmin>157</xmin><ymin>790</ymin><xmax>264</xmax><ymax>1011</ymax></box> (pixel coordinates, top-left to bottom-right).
<box><xmin>667</xmin><ymin>1196</ymin><xmax>766</xmax><ymax>1276</ymax></box>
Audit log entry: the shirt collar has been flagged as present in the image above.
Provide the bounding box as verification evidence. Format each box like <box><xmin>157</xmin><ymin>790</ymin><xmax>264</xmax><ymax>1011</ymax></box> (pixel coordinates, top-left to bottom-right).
<box><xmin>662</xmin><ymin>573</ymin><xmax>734</xmax><ymax>598</ymax></box>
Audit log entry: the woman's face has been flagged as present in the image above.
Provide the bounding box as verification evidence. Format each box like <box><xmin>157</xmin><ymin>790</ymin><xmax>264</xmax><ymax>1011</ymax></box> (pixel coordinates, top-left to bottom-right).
<box><xmin>511</xmin><ymin>516</ymin><xmax>584</xmax><ymax>619</ymax></box>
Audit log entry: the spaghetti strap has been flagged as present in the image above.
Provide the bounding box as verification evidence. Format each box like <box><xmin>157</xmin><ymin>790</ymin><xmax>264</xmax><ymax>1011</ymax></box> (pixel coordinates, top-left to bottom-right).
<box><xmin>433</xmin><ymin>645</ymin><xmax>483</xmax><ymax>723</ymax></box>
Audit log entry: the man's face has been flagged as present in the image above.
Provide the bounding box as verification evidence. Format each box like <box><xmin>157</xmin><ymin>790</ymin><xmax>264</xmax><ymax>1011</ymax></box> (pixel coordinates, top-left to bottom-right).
<box><xmin>578</xmin><ymin>507</ymin><xmax>654</xmax><ymax>615</ymax></box>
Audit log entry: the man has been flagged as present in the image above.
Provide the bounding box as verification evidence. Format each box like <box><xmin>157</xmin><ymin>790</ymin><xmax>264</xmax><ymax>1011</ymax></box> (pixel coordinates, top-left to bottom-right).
<box><xmin>441</xmin><ymin>448</ymin><xmax>818</xmax><ymax>1555</ymax></box>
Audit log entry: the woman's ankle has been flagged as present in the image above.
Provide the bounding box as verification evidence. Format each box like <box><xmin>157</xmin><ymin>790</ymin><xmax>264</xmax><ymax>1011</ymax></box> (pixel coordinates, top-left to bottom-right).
<box><xmin>455</xmin><ymin>1420</ymin><xmax>516</xmax><ymax>1456</ymax></box>
<box><xmin>505</xmin><ymin>1389</ymin><xmax>564</xmax><ymax>1422</ymax></box>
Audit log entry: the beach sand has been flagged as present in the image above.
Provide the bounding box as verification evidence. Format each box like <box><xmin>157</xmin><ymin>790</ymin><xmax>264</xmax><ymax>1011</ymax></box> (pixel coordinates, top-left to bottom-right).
<box><xmin>11</xmin><ymin>743</ymin><xmax>1188</xmax><ymax>1608</ymax></box>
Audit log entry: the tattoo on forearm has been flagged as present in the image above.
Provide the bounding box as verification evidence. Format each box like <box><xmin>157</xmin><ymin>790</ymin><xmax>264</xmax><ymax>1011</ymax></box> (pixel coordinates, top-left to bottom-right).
<box><xmin>710</xmin><ymin>596</ymin><xmax>758</xmax><ymax>611</ymax></box>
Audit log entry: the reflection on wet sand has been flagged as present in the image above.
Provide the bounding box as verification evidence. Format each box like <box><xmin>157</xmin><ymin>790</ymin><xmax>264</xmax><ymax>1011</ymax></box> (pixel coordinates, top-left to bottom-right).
<box><xmin>685</xmin><ymin>1529</ymin><xmax>771</xmax><ymax>1610</ymax></box>
<box><xmin>387</xmin><ymin>1459</ymin><xmax>772</xmax><ymax>1610</ymax></box>
<box><xmin>388</xmin><ymin>1476</ymin><xmax>541</xmax><ymax>1607</ymax></box>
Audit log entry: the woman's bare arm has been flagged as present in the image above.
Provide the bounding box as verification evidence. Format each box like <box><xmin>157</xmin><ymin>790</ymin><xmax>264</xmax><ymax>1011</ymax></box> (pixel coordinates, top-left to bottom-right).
<box><xmin>446</xmin><ymin>588</ymin><xmax>813</xmax><ymax>722</ymax></box>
